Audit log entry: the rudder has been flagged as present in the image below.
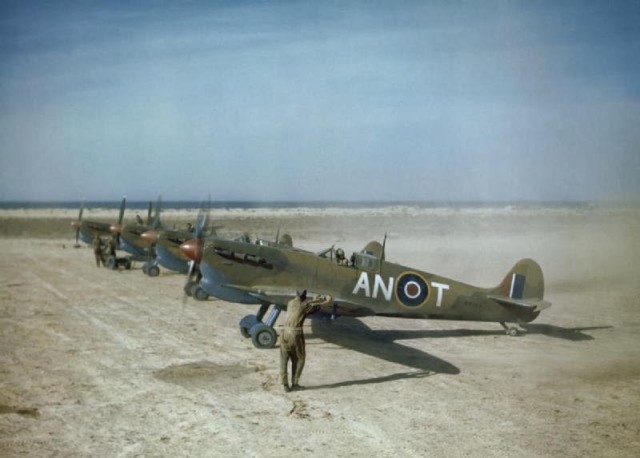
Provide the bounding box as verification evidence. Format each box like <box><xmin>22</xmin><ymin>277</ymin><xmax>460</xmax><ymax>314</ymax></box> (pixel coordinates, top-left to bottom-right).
<box><xmin>494</xmin><ymin>258</ymin><xmax>545</xmax><ymax>300</ymax></box>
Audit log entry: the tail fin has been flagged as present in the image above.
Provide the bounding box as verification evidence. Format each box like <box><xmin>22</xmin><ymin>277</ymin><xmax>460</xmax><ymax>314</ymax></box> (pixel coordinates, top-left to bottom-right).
<box><xmin>493</xmin><ymin>258</ymin><xmax>545</xmax><ymax>300</ymax></box>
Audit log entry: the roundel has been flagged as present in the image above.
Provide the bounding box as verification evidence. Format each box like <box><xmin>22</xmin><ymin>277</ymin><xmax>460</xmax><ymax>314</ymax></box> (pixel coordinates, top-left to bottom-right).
<box><xmin>396</xmin><ymin>272</ymin><xmax>429</xmax><ymax>307</ymax></box>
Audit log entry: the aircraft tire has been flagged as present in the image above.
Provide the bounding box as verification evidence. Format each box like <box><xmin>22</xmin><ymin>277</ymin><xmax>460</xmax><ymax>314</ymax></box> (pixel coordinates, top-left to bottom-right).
<box><xmin>192</xmin><ymin>286</ymin><xmax>209</xmax><ymax>301</ymax></box>
<box><xmin>106</xmin><ymin>256</ymin><xmax>117</xmax><ymax>270</ymax></box>
<box><xmin>125</xmin><ymin>259</ymin><xmax>132</xmax><ymax>270</ymax></box>
<box><xmin>239</xmin><ymin>315</ymin><xmax>258</xmax><ymax>338</ymax></box>
<box><xmin>147</xmin><ymin>265</ymin><xmax>160</xmax><ymax>277</ymax></box>
<box><xmin>250</xmin><ymin>323</ymin><xmax>277</xmax><ymax>349</ymax></box>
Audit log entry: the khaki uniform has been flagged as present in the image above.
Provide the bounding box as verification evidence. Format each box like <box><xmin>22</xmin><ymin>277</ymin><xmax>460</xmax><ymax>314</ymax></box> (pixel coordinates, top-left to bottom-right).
<box><xmin>107</xmin><ymin>237</ymin><xmax>117</xmax><ymax>257</ymax></box>
<box><xmin>280</xmin><ymin>293</ymin><xmax>332</xmax><ymax>391</ymax></box>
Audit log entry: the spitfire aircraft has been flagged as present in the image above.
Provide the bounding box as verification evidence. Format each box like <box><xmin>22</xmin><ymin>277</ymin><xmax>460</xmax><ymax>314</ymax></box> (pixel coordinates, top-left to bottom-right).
<box><xmin>181</xmin><ymin>236</ymin><xmax>551</xmax><ymax>349</ymax></box>
<box><xmin>108</xmin><ymin>200</ymin><xmax>158</xmax><ymax>264</ymax></box>
<box><xmin>179</xmin><ymin>227</ymin><xmax>296</xmax><ymax>301</ymax></box>
<box><xmin>139</xmin><ymin>204</ymin><xmax>225</xmax><ymax>280</ymax></box>
<box><xmin>70</xmin><ymin>197</ymin><xmax>126</xmax><ymax>246</ymax></box>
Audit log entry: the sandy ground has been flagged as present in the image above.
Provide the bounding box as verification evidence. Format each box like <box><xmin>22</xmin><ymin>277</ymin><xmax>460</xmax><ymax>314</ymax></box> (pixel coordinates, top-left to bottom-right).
<box><xmin>1</xmin><ymin>206</ymin><xmax>639</xmax><ymax>457</ymax></box>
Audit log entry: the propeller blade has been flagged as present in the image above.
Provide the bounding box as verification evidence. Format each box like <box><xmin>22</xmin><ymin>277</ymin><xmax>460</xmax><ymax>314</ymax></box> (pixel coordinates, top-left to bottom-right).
<box><xmin>153</xmin><ymin>196</ymin><xmax>162</xmax><ymax>229</ymax></box>
<box><xmin>118</xmin><ymin>196</ymin><xmax>126</xmax><ymax>225</ymax></box>
<box><xmin>182</xmin><ymin>260</ymin><xmax>197</xmax><ymax>305</ymax></box>
<box><xmin>195</xmin><ymin>204</ymin><xmax>210</xmax><ymax>239</ymax></box>
<box><xmin>71</xmin><ymin>202</ymin><xmax>84</xmax><ymax>245</ymax></box>
<box><xmin>146</xmin><ymin>201</ymin><xmax>152</xmax><ymax>225</ymax></box>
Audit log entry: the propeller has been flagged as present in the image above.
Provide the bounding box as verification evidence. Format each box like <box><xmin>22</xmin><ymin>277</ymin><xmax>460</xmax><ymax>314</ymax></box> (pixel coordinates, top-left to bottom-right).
<box><xmin>152</xmin><ymin>196</ymin><xmax>162</xmax><ymax>230</ymax></box>
<box><xmin>140</xmin><ymin>196</ymin><xmax>162</xmax><ymax>250</ymax></box>
<box><xmin>71</xmin><ymin>202</ymin><xmax>84</xmax><ymax>246</ymax></box>
<box><xmin>179</xmin><ymin>200</ymin><xmax>211</xmax><ymax>301</ymax></box>
<box><xmin>109</xmin><ymin>196</ymin><xmax>127</xmax><ymax>245</ymax></box>
<box><xmin>146</xmin><ymin>201</ymin><xmax>153</xmax><ymax>225</ymax></box>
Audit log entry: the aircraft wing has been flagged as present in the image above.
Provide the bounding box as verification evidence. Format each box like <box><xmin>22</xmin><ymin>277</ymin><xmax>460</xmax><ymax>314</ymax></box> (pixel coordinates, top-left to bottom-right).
<box><xmin>486</xmin><ymin>294</ymin><xmax>552</xmax><ymax>312</ymax></box>
<box><xmin>220</xmin><ymin>283</ymin><xmax>371</xmax><ymax>315</ymax></box>
<box><xmin>221</xmin><ymin>283</ymin><xmax>301</xmax><ymax>305</ymax></box>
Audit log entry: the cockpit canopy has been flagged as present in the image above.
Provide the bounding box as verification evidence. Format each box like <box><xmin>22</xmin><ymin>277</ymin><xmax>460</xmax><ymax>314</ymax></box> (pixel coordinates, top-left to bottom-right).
<box><xmin>352</xmin><ymin>241</ymin><xmax>383</xmax><ymax>271</ymax></box>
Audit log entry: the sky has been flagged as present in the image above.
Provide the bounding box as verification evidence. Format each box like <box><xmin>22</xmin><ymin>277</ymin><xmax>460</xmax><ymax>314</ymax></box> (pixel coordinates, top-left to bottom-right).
<box><xmin>0</xmin><ymin>0</ymin><xmax>639</xmax><ymax>202</ymax></box>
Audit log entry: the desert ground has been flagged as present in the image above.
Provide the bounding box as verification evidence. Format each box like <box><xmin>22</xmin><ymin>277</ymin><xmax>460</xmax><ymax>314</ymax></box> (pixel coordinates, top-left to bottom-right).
<box><xmin>1</xmin><ymin>205</ymin><xmax>639</xmax><ymax>457</ymax></box>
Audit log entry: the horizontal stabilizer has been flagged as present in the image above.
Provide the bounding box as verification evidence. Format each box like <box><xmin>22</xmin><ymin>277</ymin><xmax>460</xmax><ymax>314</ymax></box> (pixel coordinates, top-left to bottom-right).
<box><xmin>487</xmin><ymin>294</ymin><xmax>552</xmax><ymax>312</ymax></box>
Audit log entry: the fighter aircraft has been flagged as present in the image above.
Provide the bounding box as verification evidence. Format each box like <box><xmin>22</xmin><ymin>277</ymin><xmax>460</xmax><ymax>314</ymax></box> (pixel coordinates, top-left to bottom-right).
<box><xmin>70</xmin><ymin>197</ymin><xmax>126</xmax><ymax>246</ymax></box>
<box><xmin>139</xmin><ymin>206</ymin><xmax>210</xmax><ymax>287</ymax></box>
<box><xmin>140</xmin><ymin>226</ymin><xmax>194</xmax><ymax>277</ymax></box>
<box><xmin>182</xmin><ymin>236</ymin><xmax>551</xmax><ymax>349</ymax></box>
<box><xmin>108</xmin><ymin>199</ymin><xmax>161</xmax><ymax>269</ymax></box>
<box><xmin>179</xmin><ymin>225</ymin><xmax>296</xmax><ymax>301</ymax></box>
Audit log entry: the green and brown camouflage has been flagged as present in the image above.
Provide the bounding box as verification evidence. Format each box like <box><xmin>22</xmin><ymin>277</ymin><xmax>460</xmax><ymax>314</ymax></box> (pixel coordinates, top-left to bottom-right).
<box><xmin>192</xmin><ymin>236</ymin><xmax>551</xmax><ymax>348</ymax></box>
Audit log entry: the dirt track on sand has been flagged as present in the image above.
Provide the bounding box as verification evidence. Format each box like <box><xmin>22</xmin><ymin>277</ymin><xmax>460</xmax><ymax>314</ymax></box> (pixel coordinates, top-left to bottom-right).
<box><xmin>1</xmin><ymin>208</ymin><xmax>639</xmax><ymax>456</ymax></box>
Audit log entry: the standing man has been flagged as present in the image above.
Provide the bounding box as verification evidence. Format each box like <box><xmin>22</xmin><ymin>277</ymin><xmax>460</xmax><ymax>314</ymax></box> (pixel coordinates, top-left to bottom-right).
<box><xmin>280</xmin><ymin>290</ymin><xmax>332</xmax><ymax>392</ymax></box>
<box><xmin>107</xmin><ymin>236</ymin><xmax>117</xmax><ymax>257</ymax></box>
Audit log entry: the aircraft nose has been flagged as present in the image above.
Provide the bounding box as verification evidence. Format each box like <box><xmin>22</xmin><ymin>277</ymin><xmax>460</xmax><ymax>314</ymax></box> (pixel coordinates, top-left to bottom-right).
<box><xmin>141</xmin><ymin>229</ymin><xmax>158</xmax><ymax>244</ymax></box>
<box><xmin>110</xmin><ymin>224</ymin><xmax>122</xmax><ymax>236</ymax></box>
<box><xmin>180</xmin><ymin>239</ymin><xmax>201</xmax><ymax>261</ymax></box>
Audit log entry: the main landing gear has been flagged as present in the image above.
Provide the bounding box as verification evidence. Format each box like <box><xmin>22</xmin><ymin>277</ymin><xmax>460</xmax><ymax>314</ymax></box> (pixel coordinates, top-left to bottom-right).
<box><xmin>181</xmin><ymin>279</ymin><xmax>209</xmax><ymax>301</ymax></box>
<box><xmin>239</xmin><ymin>304</ymin><xmax>283</xmax><ymax>350</ymax></box>
<box><xmin>500</xmin><ymin>322</ymin><xmax>523</xmax><ymax>336</ymax></box>
<box><xmin>142</xmin><ymin>261</ymin><xmax>160</xmax><ymax>277</ymax></box>
<box><xmin>106</xmin><ymin>255</ymin><xmax>133</xmax><ymax>271</ymax></box>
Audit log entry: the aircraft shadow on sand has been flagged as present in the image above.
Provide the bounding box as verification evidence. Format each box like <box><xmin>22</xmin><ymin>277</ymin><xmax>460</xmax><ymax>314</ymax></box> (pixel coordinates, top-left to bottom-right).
<box><xmin>520</xmin><ymin>323</ymin><xmax>612</xmax><ymax>341</ymax></box>
<box><xmin>308</xmin><ymin>317</ymin><xmax>461</xmax><ymax>390</ymax></box>
<box><xmin>362</xmin><ymin>322</ymin><xmax>612</xmax><ymax>342</ymax></box>
<box><xmin>306</xmin><ymin>318</ymin><xmax>611</xmax><ymax>389</ymax></box>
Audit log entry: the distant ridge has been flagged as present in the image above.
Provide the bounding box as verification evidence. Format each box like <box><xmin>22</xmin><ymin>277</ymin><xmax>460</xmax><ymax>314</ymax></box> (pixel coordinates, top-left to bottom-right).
<box><xmin>0</xmin><ymin>200</ymin><xmax>619</xmax><ymax>211</ymax></box>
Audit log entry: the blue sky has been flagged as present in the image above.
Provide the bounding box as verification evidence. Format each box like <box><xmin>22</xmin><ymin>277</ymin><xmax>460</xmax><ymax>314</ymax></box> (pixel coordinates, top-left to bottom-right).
<box><xmin>0</xmin><ymin>0</ymin><xmax>639</xmax><ymax>202</ymax></box>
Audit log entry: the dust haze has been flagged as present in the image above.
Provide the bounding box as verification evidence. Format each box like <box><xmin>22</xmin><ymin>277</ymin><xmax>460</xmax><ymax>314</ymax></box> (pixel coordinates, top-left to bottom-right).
<box><xmin>1</xmin><ymin>205</ymin><xmax>639</xmax><ymax>456</ymax></box>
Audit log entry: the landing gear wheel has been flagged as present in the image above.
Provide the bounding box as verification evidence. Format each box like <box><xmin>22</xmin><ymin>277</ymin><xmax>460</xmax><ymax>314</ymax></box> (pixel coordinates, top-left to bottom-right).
<box><xmin>106</xmin><ymin>256</ymin><xmax>117</xmax><ymax>270</ymax></box>
<box><xmin>124</xmin><ymin>259</ymin><xmax>132</xmax><ymax>270</ymax></box>
<box><xmin>250</xmin><ymin>323</ymin><xmax>277</xmax><ymax>349</ymax></box>
<box><xmin>147</xmin><ymin>265</ymin><xmax>160</xmax><ymax>277</ymax></box>
<box><xmin>192</xmin><ymin>286</ymin><xmax>209</xmax><ymax>301</ymax></box>
<box><xmin>239</xmin><ymin>315</ymin><xmax>259</xmax><ymax>338</ymax></box>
